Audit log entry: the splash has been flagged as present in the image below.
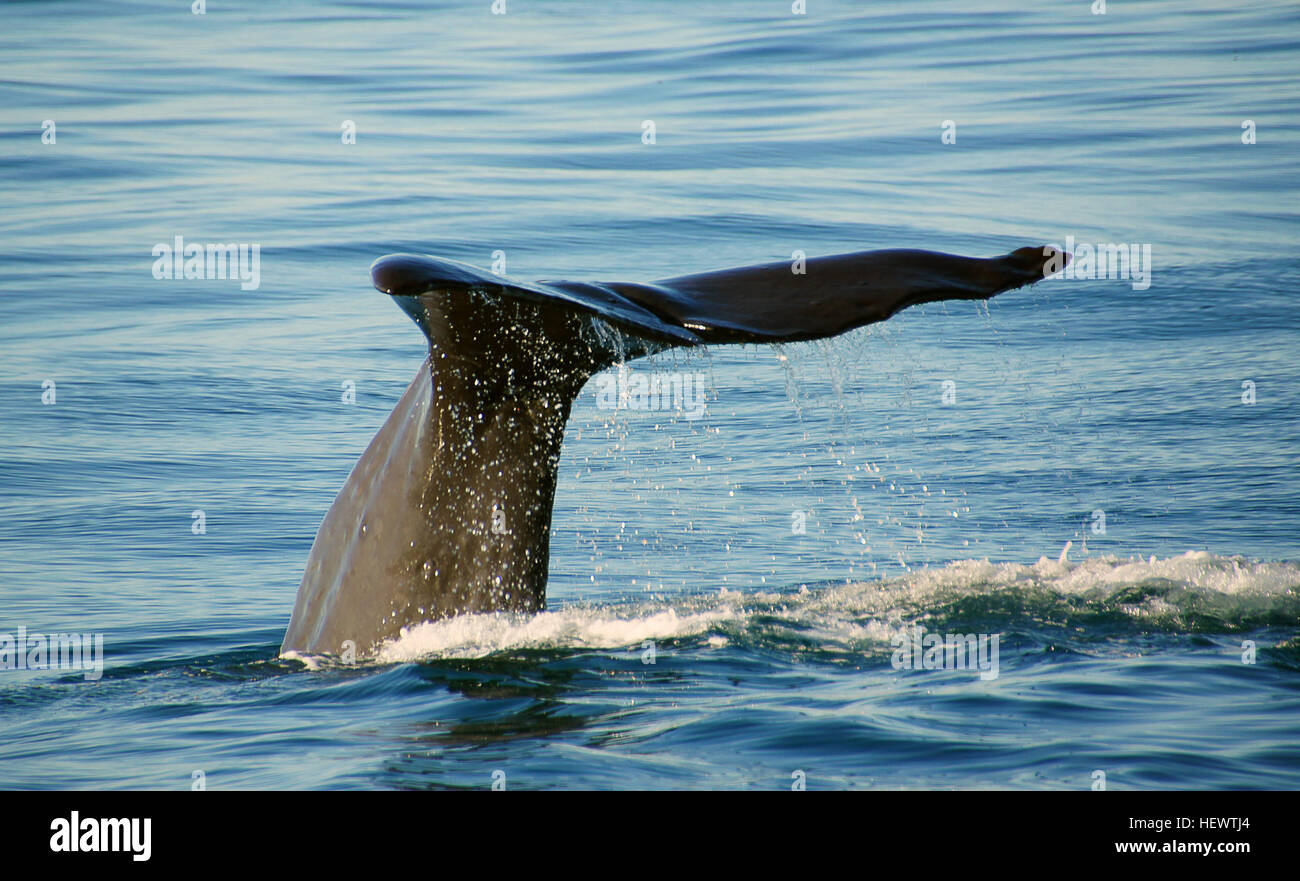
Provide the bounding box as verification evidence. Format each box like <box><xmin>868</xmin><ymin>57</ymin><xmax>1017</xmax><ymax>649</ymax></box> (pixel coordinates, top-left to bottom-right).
<box><xmin>376</xmin><ymin>604</ymin><xmax>742</xmax><ymax>663</ymax></box>
<box><xmin>281</xmin><ymin>551</ymin><xmax>1298</xmax><ymax>666</ymax></box>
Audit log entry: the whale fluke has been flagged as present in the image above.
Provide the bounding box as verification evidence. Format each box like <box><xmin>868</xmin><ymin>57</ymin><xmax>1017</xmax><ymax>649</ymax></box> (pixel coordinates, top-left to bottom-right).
<box><xmin>281</xmin><ymin>245</ymin><xmax>1067</xmax><ymax>657</ymax></box>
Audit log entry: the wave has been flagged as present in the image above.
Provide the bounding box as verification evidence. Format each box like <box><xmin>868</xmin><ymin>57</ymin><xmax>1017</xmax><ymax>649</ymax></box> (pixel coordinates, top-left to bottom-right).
<box><xmin>324</xmin><ymin>551</ymin><xmax>1300</xmax><ymax>665</ymax></box>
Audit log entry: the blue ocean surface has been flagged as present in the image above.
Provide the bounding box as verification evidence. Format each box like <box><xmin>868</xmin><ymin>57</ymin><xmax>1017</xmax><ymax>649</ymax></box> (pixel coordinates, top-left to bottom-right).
<box><xmin>0</xmin><ymin>0</ymin><xmax>1297</xmax><ymax>789</ymax></box>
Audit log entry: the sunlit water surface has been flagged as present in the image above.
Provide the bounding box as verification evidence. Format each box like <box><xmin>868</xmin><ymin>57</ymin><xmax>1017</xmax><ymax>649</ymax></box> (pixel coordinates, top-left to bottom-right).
<box><xmin>1</xmin><ymin>0</ymin><xmax>1297</xmax><ymax>789</ymax></box>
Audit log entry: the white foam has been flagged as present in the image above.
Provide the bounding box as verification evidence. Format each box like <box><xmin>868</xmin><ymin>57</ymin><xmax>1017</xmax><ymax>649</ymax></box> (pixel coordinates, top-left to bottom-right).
<box><xmin>279</xmin><ymin>650</ymin><xmax>322</xmax><ymax>670</ymax></box>
<box><xmin>366</xmin><ymin>552</ymin><xmax>1298</xmax><ymax>663</ymax></box>
<box><xmin>376</xmin><ymin>604</ymin><xmax>741</xmax><ymax>664</ymax></box>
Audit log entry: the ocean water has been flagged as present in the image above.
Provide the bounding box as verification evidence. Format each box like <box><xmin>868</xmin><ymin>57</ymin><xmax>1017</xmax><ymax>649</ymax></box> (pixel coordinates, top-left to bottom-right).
<box><xmin>1</xmin><ymin>0</ymin><xmax>1298</xmax><ymax>790</ymax></box>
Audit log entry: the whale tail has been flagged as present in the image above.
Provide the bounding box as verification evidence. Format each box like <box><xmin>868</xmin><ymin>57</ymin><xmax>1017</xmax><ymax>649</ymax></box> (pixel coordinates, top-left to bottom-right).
<box><xmin>371</xmin><ymin>245</ymin><xmax>1064</xmax><ymax>350</ymax></box>
<box><xmin>281</xmin><ymin>245</ymin><xmax>1067</xmax><ymax>657</ymax></box>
